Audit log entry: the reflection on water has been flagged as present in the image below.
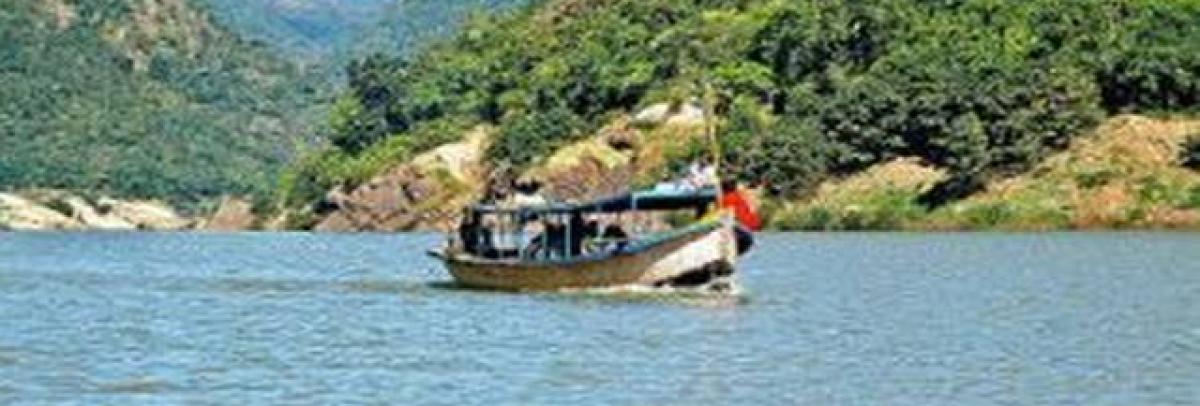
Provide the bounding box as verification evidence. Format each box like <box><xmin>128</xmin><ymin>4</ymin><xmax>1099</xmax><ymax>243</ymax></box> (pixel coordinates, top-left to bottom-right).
<box><xmin>1</xmin><ymin>232</ymin><xmax>1199</xmax><ymax>404</ymax></box>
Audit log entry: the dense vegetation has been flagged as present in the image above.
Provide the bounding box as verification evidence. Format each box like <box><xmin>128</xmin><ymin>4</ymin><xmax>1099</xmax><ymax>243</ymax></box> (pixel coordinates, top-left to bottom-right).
<box><xmin>1</xmin><ymin>0</ymin><xmax>321</xmax><ymax>206</ymax></box>
<box><xmin>1185</xmin><ymin>135</ymin><xmax>1200</xmax><ymax>171</ymax></box>
<box><xmin>201</xmin><ymin>0</ymin><xmax>397</xmax><ymax>61</ymax></box>
<box><xmin>202</xmin><ymin>0</ymin><xmax>530</xmax><ymax>76</ymax></box>
<box><xmin>294</xmin><ymin>0</ymin><xmax>1200</xmax><ymax>208</ymax></box>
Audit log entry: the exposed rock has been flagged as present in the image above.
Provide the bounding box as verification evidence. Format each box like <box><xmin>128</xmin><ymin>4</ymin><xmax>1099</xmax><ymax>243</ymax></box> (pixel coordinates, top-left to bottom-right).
<box><xmin>262</xmin><ymin>209</ymin><xmax>298</xmax><ymax>231</ymax></box>
<box><xmin>410</xmin><ymin>128</ymin><xmax>491</xmax><ymax>182</ymax></box>
<box><xmin>517</xmin><ymin>123</ymin><xmax>701</xmax><ymax>232</ymax></box>
<box><xmin>631</xmin><ymin>103</ymin><xmax>672</xmax><ymax>126</ymax></box>
<box><xmin>203</xmin><ymin>196</ymin><xmax>257</xmax><ymax>231</ymax></box>
<box><xmin>525</xmin><ymin>138</ymin><xmax>635</xmax><ymax>202</ymax></box>
<box><xmin>631</xmin><ymin>101</ymin><xmax>707</xmax><ymax>127</ymax></box>
<box><xmin>0</xmin><ymin>190</ymin><xmax>220</xmax><ymax>231</ymax></box>
<box><xmin>314</xmin><ymin>127</ymin><xmax>491</xmax><ymax>232</ymax></box>
<box><xmin>97</xmin><ymin>197</ymin><xmax>192</xmax><ymax>230</ymax></box>
<box><xmin>61</xmin><ymin>195</ymin><xmax>136</xmax><ymax>230</ymax></box>
<box><xmin>0</xmin><ymin>192</ymin><xmax>83</xmax><ymax>231</ymax></box>
<box><xmin>305</xmin><ymin>105</ymin><xmax>724</xmax><ymax>232</ymax></box>
<box><xmin>665</xmin><ymin>103</ymin><xmax>706</xmax><ymax>127</ymax></box>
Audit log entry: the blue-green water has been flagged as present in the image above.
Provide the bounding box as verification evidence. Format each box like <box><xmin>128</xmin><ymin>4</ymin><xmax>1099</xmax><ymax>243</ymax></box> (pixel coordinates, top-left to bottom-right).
<box><xmin>1</xmin><ymin>232</ymin><xmax>1198</xmax><ymax>404</ymax></box>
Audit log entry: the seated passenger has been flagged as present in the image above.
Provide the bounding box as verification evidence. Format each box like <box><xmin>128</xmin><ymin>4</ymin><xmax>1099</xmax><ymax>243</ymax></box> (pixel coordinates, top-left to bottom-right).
<box><xmin>685</xmin><ymin>157</ymin><xmax>718</xmax><ymax>190</ymax></box>
<box><xmin>458</xmin><ymin>211</ymin><xmax>491</xmax><ymax>255</ymax></box>
<box><xmin>564</xmin><ymin>213</ymin><xmax>597</xmax><ymax>257</ymax></box>
<box><xmin>507</xmin><ymin>178</ymin><xmax>548</xmax><ymax>208</ymax></box>
<box><xmin>599</xmin><ymin>224</ymin><xmax>629</xmax><ymax>252</ymax></box>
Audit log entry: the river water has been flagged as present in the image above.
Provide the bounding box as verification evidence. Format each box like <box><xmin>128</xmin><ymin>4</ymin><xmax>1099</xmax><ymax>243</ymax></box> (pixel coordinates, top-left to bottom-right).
<box><xmin>0</xmin><ymin>232</ymin><xmax>1198</xmax><ymax>404</ymax></box>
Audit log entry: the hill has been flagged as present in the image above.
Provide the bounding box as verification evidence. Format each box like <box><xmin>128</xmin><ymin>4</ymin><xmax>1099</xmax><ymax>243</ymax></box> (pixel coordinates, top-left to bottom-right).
<box><xmin>770</xmin><ymin>115</ymin><xmax>1200</xmax><ymax>231</ymax></box>
<box><xmin>0</xmin><ymin>0</ymin><xmax>322</xmax><ymax>207</ymax></box>
<box><xmin>279</xmin><ymin>0</ymin><xmax>1200</xmax><ymax>230</ymax></box>
<box><xmin>200</xmin><ymin>0</ymin><xmax>530</xmax><ymax>72</ymax></box>
<box><xmin>199</xmin><ymin>0</ymin><xmax>393</xmax><ymax>62</ymax></box>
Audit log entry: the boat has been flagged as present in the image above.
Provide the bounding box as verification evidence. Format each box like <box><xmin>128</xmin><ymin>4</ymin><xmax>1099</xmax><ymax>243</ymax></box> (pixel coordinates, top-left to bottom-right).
<box><xmin>428</xmin><ymin>187</ymin><xmax>752</xmax><ymax>292</ymax></box>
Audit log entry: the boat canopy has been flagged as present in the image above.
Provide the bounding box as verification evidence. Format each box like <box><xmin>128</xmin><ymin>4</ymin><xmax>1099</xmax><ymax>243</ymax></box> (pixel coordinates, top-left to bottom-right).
<box><xmin>471</xmin><ymin>187</ymin><xmax>718</xmax><ymax>215</ymax></box>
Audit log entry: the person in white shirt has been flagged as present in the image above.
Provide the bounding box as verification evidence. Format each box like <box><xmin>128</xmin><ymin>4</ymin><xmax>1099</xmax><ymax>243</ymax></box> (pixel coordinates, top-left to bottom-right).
<box><xmin>503</xmin><ymin>178</ymin><xmax>548</xmax><ymax>208</ymax></box>
<box><xmin>684</xmin><ymin>157</ymin><xmax>717</xmax><ymax>190</ymax></box>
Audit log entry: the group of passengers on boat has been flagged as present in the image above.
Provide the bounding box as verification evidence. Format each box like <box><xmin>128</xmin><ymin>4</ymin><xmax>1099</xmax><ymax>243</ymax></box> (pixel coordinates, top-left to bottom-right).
<box><xmin>454</xmin><ymin>159</ymin><xmax>761</xmax><ymax>261</ymax></box>
<box><xmin>456</xmin><ymin>184</ymin><xmax>632</xmax><ymax>260</ymax></box>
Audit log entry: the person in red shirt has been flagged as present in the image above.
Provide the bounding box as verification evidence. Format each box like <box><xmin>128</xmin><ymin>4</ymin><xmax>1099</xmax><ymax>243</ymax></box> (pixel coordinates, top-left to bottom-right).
<box><xmin>719</xmin><ymin>178</ymin><xmax>762</xmax><ymax>231</ymax></box>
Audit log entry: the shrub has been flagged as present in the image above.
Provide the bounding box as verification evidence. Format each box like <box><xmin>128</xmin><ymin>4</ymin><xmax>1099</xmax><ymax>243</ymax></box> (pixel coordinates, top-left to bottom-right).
<box><xmin>489</xmin><ymin>107</ymin><xmax>588</xmax><ymax>169</ymax></box>
<box><xmin>1183</xmin><ymin>186</ymin><xmax>1200</xmax><ymax>210</ymax></box>
<box><xmin>772</xmin><ymin>206</ymin><xmax>837</xmax><ymax>231</ymax></box>
<box><xmin>957</xmin><ymin>202</ymin><xmax>1018</xmax><ymax>229</ymax></box>
<box><xmin>1075</xmin><ymin>168</ymin><xmax>1118</xmax><ymax>189</ymax></box>
<box><xmin>771</xmin><ymin>189</ymin><xmax>927</xmax><ymax>231</ymax></box>
<box><xmin>1183</xmin><ymin>136</ymin><xmax>1200</xmax><ymax>171</ymax></box>
<box><xmin>42</xmin><ymin>198</ymin><xmax>75</xmax><ymax>218</ymax></box>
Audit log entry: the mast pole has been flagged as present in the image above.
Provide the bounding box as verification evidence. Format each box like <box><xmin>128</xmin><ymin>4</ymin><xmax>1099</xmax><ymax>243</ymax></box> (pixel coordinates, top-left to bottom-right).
<box><xmin>704</xmin><ymin>82</ymin><xmax>723</xmax><ymax>208</ymax></box>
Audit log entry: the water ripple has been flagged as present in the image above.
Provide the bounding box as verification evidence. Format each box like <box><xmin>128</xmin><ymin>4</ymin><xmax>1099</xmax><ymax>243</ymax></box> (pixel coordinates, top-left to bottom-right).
<box><xmin>0</xmin><ymin>232</ymin><xmax>1197</xmax><ymax>404</ymax></box>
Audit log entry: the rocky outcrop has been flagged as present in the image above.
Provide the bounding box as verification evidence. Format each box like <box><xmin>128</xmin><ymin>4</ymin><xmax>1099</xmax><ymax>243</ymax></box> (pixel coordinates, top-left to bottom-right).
<box><xmin>0</xmin><ymin>193</ymin><xmax>83</xmax><ymax>231</ymax></box>
<box><xmin>62</xmin><ymin>195</ymin><xmax>136</xmax><ymax>230</ymax></box>
<box><xmin>98</xmin><ymin>197</ymin><xmax>192</xmax><ymax>230</ymax></box>
<box><xmin>516</xmin><ymin>117</ymin><xmax>715</xmax><ymax>232</ymax></box>
<box><xmin>202</xmin><ymin>196</ymin><xmax>257</xmax><ymax>231</ymax></box>
<box><xmin>535</xmin><ymin>110</ymin><xmax>716</xmax><ymax>200</ymax></box>
<box><xmin>630</xmin><ymin>101</ymin><xmax>706</xmax><ymax>127</ymax></box>
<box><xmin>525</xmin><ymin>137</ymin><xmax>636</xmax><ymax>201</ymax></box>
<box><xmin>305</xmin><ymin>105</ymin><xmax>719</xmax><ymax>232</ymax></box>
<box><xmin>0</xmin><ymin>190</ymin><xmax>193</xmax><ymax>231</ymax></box>
<box><xmin>313</xmin><ymin>127</ymin><xmax>491</xmax><ymax>232</ymax></box>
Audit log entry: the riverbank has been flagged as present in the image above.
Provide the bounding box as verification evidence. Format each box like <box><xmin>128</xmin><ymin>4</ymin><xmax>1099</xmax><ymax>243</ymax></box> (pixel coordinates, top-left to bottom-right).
<box><xmin>0</xmin><ymin>191</ymin><xmax>259</xmax><ymax>232</ymax></box>
<box><xmin>5</xmin><ymin>114</ymin><xmax>1197</xmax><ymax>233</ymax></box>
<box><xmin>290</xmin><ymin>113</ymin><xmax>1200</xmax><ymax>233</ymax></box>
<box><xmin>767</xmin><ymin>115</ymin><xmax>1200</xmax><ymax>231</ymax></box>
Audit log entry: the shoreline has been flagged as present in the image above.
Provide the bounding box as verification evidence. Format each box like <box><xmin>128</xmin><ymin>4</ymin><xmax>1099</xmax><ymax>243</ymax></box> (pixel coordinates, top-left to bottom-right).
<box><xmin>0</xmin><ymin>191</ymin><xmax>257</xmax><ymax>232</ymax></box>
<box><xmin>5</xmin><ymin>116</ymin><xmax>1197</xmax><ymax>233</ymax></box>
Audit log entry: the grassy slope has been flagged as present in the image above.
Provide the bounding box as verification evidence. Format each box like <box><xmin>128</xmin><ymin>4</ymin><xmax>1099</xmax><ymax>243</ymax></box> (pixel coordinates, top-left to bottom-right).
<box><xmin>771</xmin><ymin>115</ymin><xmax>1200</xmax><ymax>230</ymax></box>
<box><xmin>930</xmin><ymin>116</ymin><xmax>1200</xmax><ymax>230</ymax></box>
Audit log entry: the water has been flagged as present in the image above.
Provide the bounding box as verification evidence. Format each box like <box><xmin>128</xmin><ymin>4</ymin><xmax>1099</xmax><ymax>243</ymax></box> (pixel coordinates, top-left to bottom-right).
<box><xmin>1</xmin><ymin>232</ymin><xmax>1198</xmax><ymax>405</ymax></box>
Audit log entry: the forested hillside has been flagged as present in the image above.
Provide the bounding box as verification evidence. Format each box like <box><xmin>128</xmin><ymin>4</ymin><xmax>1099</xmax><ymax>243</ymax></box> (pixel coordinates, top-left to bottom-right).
<box><xmin>289</xmin><ymin>0</ymin><xmax>1200</xmax><ymax>209</ymax></box>
<box><xmin>202</xmin><ymin>0</ymin><xmax>530</xmax><ymax>72</ymax></box>
<box><xmin>201</xmin><ymin>0</ymin><xmax>394</xmax><ymax>61</ymax></box>
<box><xmin>1</xmin><ymin>0</ymin><xmax>321</xmax><ymax>206</ymax></box>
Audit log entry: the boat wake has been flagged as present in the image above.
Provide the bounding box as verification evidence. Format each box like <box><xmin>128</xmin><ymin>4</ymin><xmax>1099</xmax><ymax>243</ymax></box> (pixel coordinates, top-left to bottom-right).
<box><xmin>550</xmin><ymin>275</ymin><xmax>746</xmax><ymax>306</ymax></box>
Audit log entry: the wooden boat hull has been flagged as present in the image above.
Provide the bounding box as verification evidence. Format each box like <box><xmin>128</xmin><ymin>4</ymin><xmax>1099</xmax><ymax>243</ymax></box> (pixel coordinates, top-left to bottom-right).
<box><xmin>433</xmin><ymin>222</ymin><xmax>740</xmax><ymax>291</ymax></box>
